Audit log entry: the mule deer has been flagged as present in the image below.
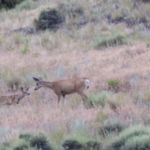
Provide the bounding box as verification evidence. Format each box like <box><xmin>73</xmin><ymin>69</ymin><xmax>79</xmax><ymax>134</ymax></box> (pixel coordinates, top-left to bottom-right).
<box><xmin>0</xmin><ymin>87</ymin><xmax>30</xmax><ymax>105</ymax></box>
<box><xmin>33</xmin><ymin>77</ymin><xmax>90</xmax><ymax>104</ymax></box>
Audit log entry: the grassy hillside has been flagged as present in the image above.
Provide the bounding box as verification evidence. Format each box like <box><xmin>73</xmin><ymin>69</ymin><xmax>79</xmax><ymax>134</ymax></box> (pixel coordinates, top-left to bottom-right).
<box><xmin>0</xmin><ymin>0</ymin><xmax>150</xmax><ymax>149</ymax></box>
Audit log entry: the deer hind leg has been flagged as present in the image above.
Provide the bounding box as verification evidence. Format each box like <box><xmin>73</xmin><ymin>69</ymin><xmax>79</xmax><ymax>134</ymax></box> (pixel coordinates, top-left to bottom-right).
<box><xmin>61</xmin><ymin>91</ymin><xmax>66</xmax><ymax>98</ymax></box>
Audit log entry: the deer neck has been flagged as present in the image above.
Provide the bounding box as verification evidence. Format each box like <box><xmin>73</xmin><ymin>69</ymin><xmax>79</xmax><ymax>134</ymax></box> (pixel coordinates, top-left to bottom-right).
<box><xmin>41</xmin><ymin>81</ymin><xmax>53</xmax><ymax>88</ymax></box>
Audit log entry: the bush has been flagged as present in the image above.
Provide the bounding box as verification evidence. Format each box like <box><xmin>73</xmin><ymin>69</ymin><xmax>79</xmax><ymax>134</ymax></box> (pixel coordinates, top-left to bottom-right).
<box><xmin>94</xmin><ymin>32</ymin><xmax>127</xmax><ymax>49</ymax></box>
<box><xmin>62</xmin><ymin>139</ymin><xmax>101</xmax><ymax>150</ymax></box>
<box><xmin>34</xmin><ymin>9</ymin><xmax>64</xmax><ymax>31</ymax></box>
<box><xmin>107</xmin><ymin>79</ymin><xmax>120</xmax><ymax>92</ymax></box>
<box><xmin>0</xmin><ymin>133</ymin><xmax>54</xmax><ymax>150</ymax></box>
<box><xmin>34</xmin><ymin>2</ymin><xmax>87</xmax><ymax>31</ymax></box>
<box><xmin>62</xmin><ymin>140</ymin><xmax>83</xmax><ymax>150</ymax></box>
<box><xmin>89</xmin><ymin>91</ymin><xmax>113</xmax><ymax>107</ymax></box>
<box><xmin>99</xmin><ymin>118</ymin><xmax>126</xmax><ymax>137</ymax></box>
<box><xmin>19</xmin><ymin>133</ymin><xmax>33</xmax><ymax>141</ymax></box>
<box><xmin>62</xmin><ymin>131</ymin><xmax>101</xmax><ymax>150</ymax></box>
<box><xmin>13</xmin><ymin>140</ymin><xmax>29</xmax><ymax>150</ymax></box>
<box><xmin>107</xmin><ymin>125</ymin><xmax>150</xmax><ymax>150</ymax></box>
<box><xmin>124</xmin><ymin>134</ymin><xmax>150</xmax><ymax>150</ymax></box>
<box><xmin>0</xmin><ymin>0</ymin><xmax>25</xmax><ymax>9</ymax></box>
<box><xmin>30</xmin><ymin>134</ymin><xmax>53</xmax><ymax>150</ymax></box>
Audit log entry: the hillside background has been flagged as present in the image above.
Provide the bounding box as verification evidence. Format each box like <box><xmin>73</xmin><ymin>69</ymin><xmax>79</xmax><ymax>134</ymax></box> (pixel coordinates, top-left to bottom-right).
<box><xmin>0</xmin><ymin>0</ymin><xmax>150</xmax><ymax>150</ymax></box>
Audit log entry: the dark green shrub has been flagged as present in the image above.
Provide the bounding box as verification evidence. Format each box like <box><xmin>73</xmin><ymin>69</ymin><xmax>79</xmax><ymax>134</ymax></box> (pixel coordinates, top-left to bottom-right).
<box><xmin>62</xmin><ymin>140</ymin><xmax>83</xmax><ymax>150</ymax></box>
<box><xmin>0</xmin><ymin>0</ymin><xmax>25</xmax><ymax>9</ymax></box>
<box><xmin>30</xmin><ymin>134</ymin><xmax>52</xmax><ymax>150</ymax></box>
<box><xmin>107</xmin><ymin>125</ymin><xmax>150</xmax><ymax>150</ymax></box>
<box><xmin>62</xmin><ymin>139</ymin><xmax>101</xmax><ymax>150</ymax></box>
<box><xmin>34</xmin><ymin>2</ymin><xmax>86</xmax><ymax>31</ymax></box>
<box><xmin>34</xmin><ymin>9</ymin><xmax>64</xmax><ymax>31</ymax></box>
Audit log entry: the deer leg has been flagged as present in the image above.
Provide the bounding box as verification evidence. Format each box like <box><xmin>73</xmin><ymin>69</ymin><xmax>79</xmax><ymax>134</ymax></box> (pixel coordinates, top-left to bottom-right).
<box><xmin>61</xmin><ymin>91</ymin><xmax>66</xmax><ymax>98</ymax></box>
<box><xmin>77</xmin><ymin>91</ymin><xmax>93</xmax><ymax>108</ymax></box>
<box><xmin>77</xmin><ymin>91</ymin><xmax>87</xmax><ymax>103</ymax></box>
<box><xmin>57</xmin><ymin>95</ymin><xmax>61</xmax><ymax>104</ymax></box>
<box><xmin>16</xmin><ymin>98</ymin><xmax>21</xmax><ymax>104</ymax></box>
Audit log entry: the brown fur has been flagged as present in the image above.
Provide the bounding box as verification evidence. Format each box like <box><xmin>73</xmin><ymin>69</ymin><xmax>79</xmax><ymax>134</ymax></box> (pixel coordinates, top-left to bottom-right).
<box><xmin>33</xmin><ymin>77</ymin><xmax>90</xmax><ymax>103</ymax></box>
<box><xmin>0</xmin><ymin>87</ymin><xmax>30</xmax><ymax>105</ymax></box>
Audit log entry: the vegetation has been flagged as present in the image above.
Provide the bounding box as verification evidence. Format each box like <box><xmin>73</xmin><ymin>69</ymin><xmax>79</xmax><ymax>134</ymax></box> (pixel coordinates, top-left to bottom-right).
<box><xmin>89</xmin><ymin>91</ymin><xmax>113</xmax><ymax>107</ymax></box>
<box><xmin>34</xmin><ymin>9</ymin><xmax>64</xmax><ymax>31</ymax></box>
<box><xmin>107</xmin><ymin>125</ymin><xmax>150</xmax><ymax>150</ymax></box>
<box><xmin>0</xmin><ymin>0</ymin><xmax>25</xmax><ymax>9</ymax></box>
<box><xmin>94</xmin><ymin>31</ymin><xmax>128</xmax><ymax>49</ymax></box>
<box><xmin>0</xmin><ymin>0</ymin><xmax>150</xmax><ymax>150</ymax></box>
<box><xmin>0</xmin><ymin>133</ymin><xmax>53</xmax><ymax>150</ymax></box>
<box><xmin>107</xmin><ymin>79</ymin><xmax>121</xmax><ymax>92</ymax></box>
<box><xmin>99</xmin><ymin>118</ymin><xmax>126</xmax><ymax>137</ymax></box>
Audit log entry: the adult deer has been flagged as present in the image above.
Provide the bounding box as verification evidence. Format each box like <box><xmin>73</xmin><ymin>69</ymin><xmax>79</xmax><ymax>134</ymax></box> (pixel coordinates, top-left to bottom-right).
<box><xmin>0</xmin><ymin>87</ymin><xmax>30</xmax><ymax>105</ymax></box>
<box><xmin>33</xmin><ymin>76</ymin><xmax>90</xmax><ymax>104</ymax></box>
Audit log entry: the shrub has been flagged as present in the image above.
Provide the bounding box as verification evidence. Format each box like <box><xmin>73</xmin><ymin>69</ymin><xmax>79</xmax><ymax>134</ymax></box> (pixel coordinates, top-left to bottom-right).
<box><xmin>94</xmin><ymin>32</ymin><xmax>127</xmax><ymax>49</ymax></box>
<box><xmin>0</xmin><ymin>0</ymin><xmax>25</xmax><ymax>9</ymax></box>
<box><xmin>89</xmin><ymin>91</ymin><xmax>113</xmax><ymax>107</ymax></box>
<box><xmin>62</xmin><ymin>131</ymin><xmax>101</xmax><ymax>150</ymax></box>
<box><xmin>62</xmin><ymin>139</ymin><xmax>101</xmax><ymax>150</ymax></box>
<box><xmin>30</xmin><ymin>134</ymin><xmax>53</xmax><ymax>150</ymax></box>
<box><xmin>124</xmin><ymin>134</ymin><xmax>150</xmax><ymax>150</ymax></box>
<box><xmin>19</xmin><ymin>133</ymin><xmax>33</xmax><ymax>141</ymax></box>
<box><xmin>99</xmin><ymin>118</ymin><xmax>126</xmax><ymax>137</ymax></box>
<box><xmin>34</xmin><ymin>9</ymin><xmax>64</xmax><ymax>31</ymax></box>
<box><xmin>107</xmin><ymin>79</ymin><xmax>120</xmax><ymax>92</ymax></box>
<box><xmin>107</xmin><ymin>125</ymin><xmax>150</xmax><ymax>150</ymax></box>
<box><xmin>13</xmin><ymin>139</ymin><xmax>29</xmax><ymax>150</ymax></box>
<box><xmin>62</xmin><ymin>140</ymin><xmax>83</xmax><ymax>150</ymax></box>
<box><xmin>34</xmin><ymin>2</ymin><xmax>87</xmax><ymax>31</ymax></box>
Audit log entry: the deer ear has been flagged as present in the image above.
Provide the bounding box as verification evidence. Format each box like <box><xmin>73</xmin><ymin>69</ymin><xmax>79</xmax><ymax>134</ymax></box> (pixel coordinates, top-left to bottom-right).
<box><xmin>33</xmin><ymin>77</ymin><xmax>40</xmax><ymax>82</ymax></box>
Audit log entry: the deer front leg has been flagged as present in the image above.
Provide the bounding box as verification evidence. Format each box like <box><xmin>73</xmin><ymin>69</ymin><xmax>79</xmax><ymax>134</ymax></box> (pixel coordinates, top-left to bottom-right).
<box><xmin>57</xmin><ymin>95</ymin><xmax>61</xmax><ymax>104</ymax></box>
<box><xmin>77</xmin><ymin>91</ymin><xmax>93</xmax><ymax>108</ymax></box>
<box><xmin>77</xmin><ymin>91</ymin><xmax>88</xmax><ymax>103</ymax></box>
